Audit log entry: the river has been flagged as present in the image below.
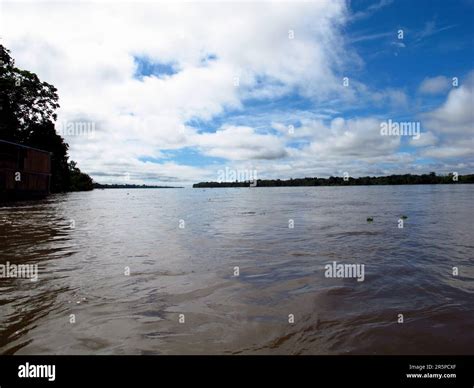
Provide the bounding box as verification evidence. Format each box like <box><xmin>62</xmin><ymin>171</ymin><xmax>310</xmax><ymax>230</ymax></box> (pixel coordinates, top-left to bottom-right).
<box><xmin>0</xmin><ymin>185</ymin><xmax>473</xmax><ymax>354</ymax></box>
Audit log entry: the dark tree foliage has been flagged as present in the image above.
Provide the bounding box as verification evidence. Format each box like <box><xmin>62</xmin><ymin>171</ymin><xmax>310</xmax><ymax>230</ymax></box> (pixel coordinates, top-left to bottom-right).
<box><xmin>26</xmin><ymin>121</ymin><xmax>72</xmax><ymax>192</ymax></box>
<box><xmin>193</xmin><ymin>173</ymin><xmax>474</xmax><ymax>188</ymax></box>
<box><xmin>69</xmin><ymin>161</ymin><xmax>93</xmax><ymax>192</ymax></box>
<box><xmin>0</xmin><ymin>44</ymin><xmax>92</xmax><ymax>192</ymax></box>
<box><xmin>93</xmin><ymin>183</ymin><xmax>182</xmax><ymax>189</ymax></box>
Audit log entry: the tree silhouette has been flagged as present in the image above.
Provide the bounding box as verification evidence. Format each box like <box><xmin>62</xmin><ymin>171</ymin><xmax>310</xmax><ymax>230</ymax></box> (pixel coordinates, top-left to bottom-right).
<box><xmin>0</xmin><ymin>44</ymin><xmax>92</xmax><ymax>192</ymax></box>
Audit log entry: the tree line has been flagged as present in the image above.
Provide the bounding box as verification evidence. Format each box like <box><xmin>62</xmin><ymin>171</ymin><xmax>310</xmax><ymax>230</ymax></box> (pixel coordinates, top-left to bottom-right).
<box><xmin>193</xmin><ymin>173</ymin><xmax>474</xmax><ymax>188</ymax></box>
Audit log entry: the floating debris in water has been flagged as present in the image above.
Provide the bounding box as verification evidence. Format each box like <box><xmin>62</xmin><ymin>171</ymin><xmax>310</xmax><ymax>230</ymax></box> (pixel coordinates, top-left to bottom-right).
<box><xmin>400</xmin><ymin>215</ymin><xmax>408</xmax><ymax>219</ymax></box>
<box><xmin>367</xmin><ymin>217</ymin><xmax>374</xmax><ymax>222</ymax></box>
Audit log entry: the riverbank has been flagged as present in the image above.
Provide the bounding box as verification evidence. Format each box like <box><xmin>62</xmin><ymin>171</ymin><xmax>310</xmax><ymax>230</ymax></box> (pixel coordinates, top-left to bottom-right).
<box><xmin>193</xmin><ymin>173</ymin><xmax>474</xmax><ymax>188</ymax></box>
<box><xmin>93</xmin><ymin>183</ymin><xmax>184</xmax><ymax>189</ymax></box>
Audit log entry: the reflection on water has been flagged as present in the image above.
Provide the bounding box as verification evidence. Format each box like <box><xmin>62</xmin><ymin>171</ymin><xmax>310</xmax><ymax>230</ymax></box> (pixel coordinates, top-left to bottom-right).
<box><xmin>0</xmin><ymin>185</ymin><xmax>473</xmax><ymax>354</ymax></box>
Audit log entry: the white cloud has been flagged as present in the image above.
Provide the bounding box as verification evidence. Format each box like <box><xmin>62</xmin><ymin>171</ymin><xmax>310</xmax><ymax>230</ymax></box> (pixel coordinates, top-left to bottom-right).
<box><xmin>409</xmin><ymin>131</ymin><xmax>438</xmax><ymax>147</ymax></box>
<box><xmin>419</xmin><ymin>75</ymin><xmax>451</xmax><ymax>95</ymax></box>
<box><xmin>422</xmin><ymin>72</ymin><xmax>474</xmax><ymax>135</ymax></box>
<box><xmin>302</xmin><ymin>117</ymin><xmax>400</xmax><ymax>159</ymax></box>
<box><xmin>371</xmin><ymin>88</ymin><xmax>408</xmax><ymax>108</ymax></box>
<box><xmin>419</xmin><ymin>71</ymin><xmax>474</xmax><ymax>160</ymax></box>
<box><xmin>192</xmin><ymin>125</ymin><xmax>287</xmax><ymax>160</ymax></box>
<box><xmin>421</xmin><ymin>142</ymin><xmax>473</xmax><ymax>159</ymax></box>
<box><xmin>350</xmin><ymin>0</ymin><xmax>393</xmax><ymax>21</ymax></box>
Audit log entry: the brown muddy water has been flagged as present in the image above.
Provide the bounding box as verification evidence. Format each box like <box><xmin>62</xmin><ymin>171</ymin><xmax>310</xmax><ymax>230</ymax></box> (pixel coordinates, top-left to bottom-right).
<box><xmin>0</xmin><ymin>185</ymin><xmax>473</xmax><ymax>354</ymax></box>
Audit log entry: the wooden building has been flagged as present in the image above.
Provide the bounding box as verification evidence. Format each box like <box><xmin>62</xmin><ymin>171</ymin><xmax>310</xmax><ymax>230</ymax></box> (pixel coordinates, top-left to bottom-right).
<box><xmin>0</xmin><ymin>140</ymin><xmax>51</xmax><ymax>201</ymax></box>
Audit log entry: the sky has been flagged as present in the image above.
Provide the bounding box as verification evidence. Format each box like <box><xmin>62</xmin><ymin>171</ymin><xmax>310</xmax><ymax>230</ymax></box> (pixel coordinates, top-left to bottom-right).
<box><xmin>1</xmin><ymin>0</ymin><xmax>473</xmax><ymax>186</ymax></box>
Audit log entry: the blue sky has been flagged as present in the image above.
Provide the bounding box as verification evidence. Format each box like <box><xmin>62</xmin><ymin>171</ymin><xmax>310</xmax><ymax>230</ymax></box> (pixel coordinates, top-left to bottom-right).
<box><xmin>3</xmin><ymin>0</ymin><xmax>473</xmax><ymax>185</ymax></box>
<box><xmin>347</xmin><ymin>0</ymin><xmax>474</xmax><ymax>108</ymax></box>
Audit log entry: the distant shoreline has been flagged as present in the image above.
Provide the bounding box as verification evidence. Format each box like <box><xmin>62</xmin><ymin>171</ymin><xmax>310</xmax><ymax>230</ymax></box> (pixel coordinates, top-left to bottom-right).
<box><xmin>193</xmin><ymin>173</ymin><xmax>474</xmax><ymax>188</ymax></box>
<box><xmin>93</xmin><ymin>183</ymin><xmax>183</xmax><ymax>189</ymax></box>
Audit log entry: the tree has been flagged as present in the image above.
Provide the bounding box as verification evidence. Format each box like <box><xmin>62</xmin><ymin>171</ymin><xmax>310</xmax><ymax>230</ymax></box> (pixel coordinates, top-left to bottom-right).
<box><xmin>69</xmin><ymin>161</ymin><xmax>93</xmax><ymax>191</ymax></box>
<box><xmin>0</xmin><ymin>44</ymin><xmax>92</xmax><ymax>192</ymax></box>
